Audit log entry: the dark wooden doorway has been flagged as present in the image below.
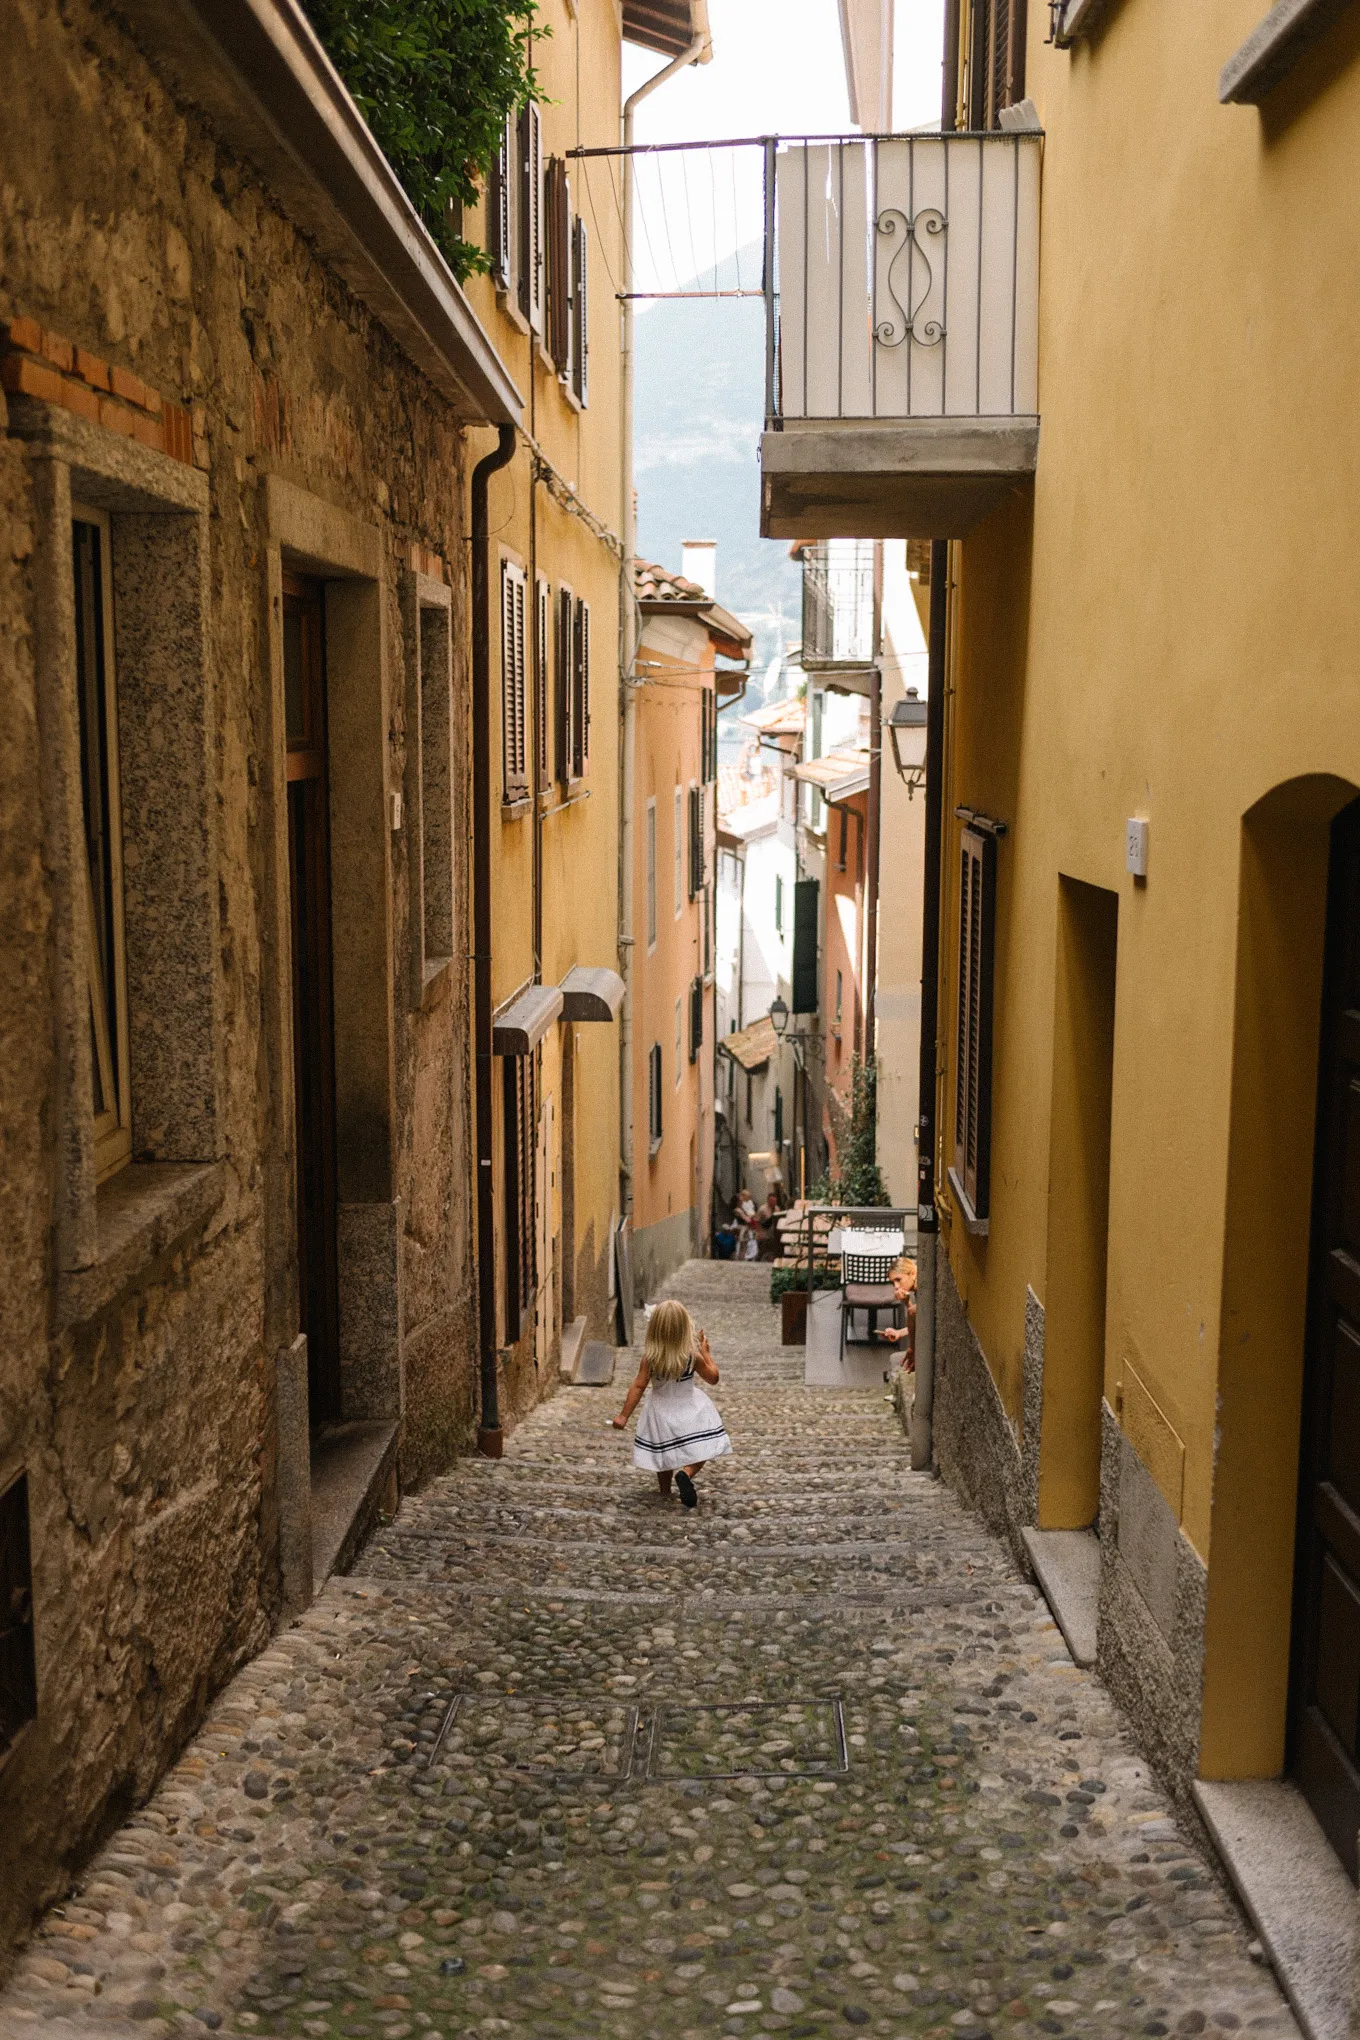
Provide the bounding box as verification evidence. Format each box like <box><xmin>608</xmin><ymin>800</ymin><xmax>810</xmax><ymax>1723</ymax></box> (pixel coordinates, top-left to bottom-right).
<box><xmin>283</xmin><ymin>574</ymin><xmax>342</xmax><ymax>1425</ymax></box>
<box><xmin>1290</xmin><ymin>794</ymin><xmax>1360</xmax><ymax>1879</ymax></box>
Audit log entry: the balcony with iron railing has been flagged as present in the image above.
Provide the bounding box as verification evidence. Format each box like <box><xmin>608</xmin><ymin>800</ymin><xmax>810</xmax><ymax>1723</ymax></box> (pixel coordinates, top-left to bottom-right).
<box><xmin>760</xmin><ymin>131</ymin><xmax>1041</xmax><ymax>540</ymax></box>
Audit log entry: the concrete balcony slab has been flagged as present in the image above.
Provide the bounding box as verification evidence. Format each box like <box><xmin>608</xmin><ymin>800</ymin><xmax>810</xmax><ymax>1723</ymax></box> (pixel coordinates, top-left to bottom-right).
<box><xmin>759</xmin><ymin>418</ymin><xmax>1039</xmax><ymax>540</ymax></box>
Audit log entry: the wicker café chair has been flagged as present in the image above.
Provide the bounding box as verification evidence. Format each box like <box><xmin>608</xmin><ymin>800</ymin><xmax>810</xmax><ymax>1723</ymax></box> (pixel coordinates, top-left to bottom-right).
<box><xmin>838</xmin><ymin>1227</ymin><xmax>906</xmax><ymax>1364</ymax></box>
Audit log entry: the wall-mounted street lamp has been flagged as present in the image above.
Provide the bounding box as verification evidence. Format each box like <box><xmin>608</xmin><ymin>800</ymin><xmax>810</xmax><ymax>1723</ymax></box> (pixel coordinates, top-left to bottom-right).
<box><xmin>887</xmin><ymin>689</ymin><xmax>928</xmax><ymax>798</ymax></box>
<box><xmin>769</xmin><ymin>994</ymin><xmax>789</xmax><ymax>1038</ymax></box>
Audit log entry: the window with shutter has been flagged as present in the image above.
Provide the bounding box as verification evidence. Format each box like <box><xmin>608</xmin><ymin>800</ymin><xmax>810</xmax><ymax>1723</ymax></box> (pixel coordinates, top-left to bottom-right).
<box><xmin>688</xmin><ymin>784</ymin><xmax>702</xmax><ymax>901</ymax></box>
<box><xmin>545</xmin><ymin>158</ymin><xmax>572</xmax><ymax>375</ymax></box>
<box><xmin>572</xmin><ymin>217</ymin><xmax>589</xmax><ymax>407</ymax></box>
<box><xmin>500</xmin><ymin>559</ymin><xmax>528</xmax><ymax>803</ymax></box>
<box><xmin>572</xmin><ymin>597</ymin><xmax>591</xmax><ymax>778</ymax></box>
<box><xmin>502</xmin><ymin>1051</ymin><xmax>538</xmax><ymax>1341</ymax></box>
<box><xmin>949</xmin><ymin>825</ymin><xmax>997</xmax><ymax>1227</ymax></box>
<box><xmin>649</xmin><ymin>1041</ymin><xmax>663</xmax><ymax>1152</ymax></box>
<box><xmin>490</xmin><ymin>111</ymin><xmax>514</xmax><ymax>289</ymax></box>
<box><xmin>646</xmin><ymin>799</ymin><xmax>657</xmax><ymax>948</ymax></box>
<box><xmin>689</xmin><ymin>975</ymin><xmax>703</xmax><ymax>1064</ymax></box>
<box><xmin>519</xmin><ymin>103</ymin><xmax>544</xmax><ymax>331</ymax></box>
<box><xmin>535</xmin><ymin>575</ymin><xmax>549</xmax><ymax>782</ymax></box>
<box><xmin>968</xmin><ymin>0</ymin><xmax>1027</xmax><ymax>128</ymax></box>
<box><xmin>792</xmin><ymin>877</ymin><xmax>820</xmax><ymax>1014</ymax></box>
<box><xmin>555</xmin><ymin>583</ymin><xmax>574</xmax><ymax>785</ymax></box>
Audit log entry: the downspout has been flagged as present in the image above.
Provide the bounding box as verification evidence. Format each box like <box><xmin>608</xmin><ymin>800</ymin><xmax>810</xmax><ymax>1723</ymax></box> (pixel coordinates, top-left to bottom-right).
<box><xmin>619</xmin><ymin>12</ymin><xmax>711</xmax><ymax>1237</ymax></box>
<box><xmin>865</xmin><ymin>541</ymin><xmax>884</xmax><ymax>1128</ymax></box>
<box><xmin>472</xmin><ymin>423</ymin><xmax>518</xmax><ymax>1457</ymax></box>
<box><xmin>910</xmin><ymin>8</ymin><xmax>962</xmax><ymax>1473</ymax></box>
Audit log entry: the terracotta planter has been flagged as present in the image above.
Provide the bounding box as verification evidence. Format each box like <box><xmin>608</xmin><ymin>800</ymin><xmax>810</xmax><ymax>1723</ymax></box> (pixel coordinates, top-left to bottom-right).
<box><xmin>781</xmin><ymin>1287</ymin><xmax>810</xmax><ymax>1346</ymax></box>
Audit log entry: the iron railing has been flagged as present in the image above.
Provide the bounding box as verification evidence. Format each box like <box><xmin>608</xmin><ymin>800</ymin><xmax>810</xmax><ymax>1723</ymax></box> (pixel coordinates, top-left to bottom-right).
<box><xmin>801</xmin><ymin>540</ymin><xmax>876</xmax><ymax>670</ymax></box>
<box><xmin>766</xmin><ymin>132</ymin><xmax>1041</xmax><ymax>427</ymax></box>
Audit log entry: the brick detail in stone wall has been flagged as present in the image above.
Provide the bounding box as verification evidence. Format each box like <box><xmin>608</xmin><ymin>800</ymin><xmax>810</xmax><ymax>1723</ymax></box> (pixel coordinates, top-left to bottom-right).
<box><xmin>1</xmin><ymin>317</ymin><xmax>198</xmax><ymax>467</ymax></box>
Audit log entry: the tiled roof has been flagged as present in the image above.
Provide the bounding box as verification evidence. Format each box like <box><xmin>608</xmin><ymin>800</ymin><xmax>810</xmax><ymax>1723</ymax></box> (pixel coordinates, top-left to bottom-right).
<box><xmin>634</xmin><ymin>558</ymin><xmax>709</xmax><ymax>604</ymax></box>
<box><xmin>740</xmin><ymin>697</ymin><xmax>805</xmax><ymax>736</ymax></box>
<box><xmin>719</xmin><ymin>1014</ymin><xmax>778</xmax><ymax>1072</ymax></box>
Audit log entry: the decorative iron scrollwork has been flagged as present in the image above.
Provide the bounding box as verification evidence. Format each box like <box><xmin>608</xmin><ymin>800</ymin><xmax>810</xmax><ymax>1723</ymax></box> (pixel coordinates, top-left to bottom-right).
<box><xmin>875</xmin><ymin>206</ymin><xmax>946</xmax><ymax>349</ymax></box>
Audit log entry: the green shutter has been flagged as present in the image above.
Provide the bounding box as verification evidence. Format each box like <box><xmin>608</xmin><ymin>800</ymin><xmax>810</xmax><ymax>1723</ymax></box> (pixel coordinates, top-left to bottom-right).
<box><xmin>792</xmin><ymin>877</ymin><xmax>819</xmax><ymax>1014</ymax></box>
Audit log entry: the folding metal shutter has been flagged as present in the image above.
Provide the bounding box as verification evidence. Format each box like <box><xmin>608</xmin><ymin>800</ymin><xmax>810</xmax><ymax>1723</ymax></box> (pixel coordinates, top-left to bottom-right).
<box><xmin>500</xmin><ymin>560</ymin><xmax>527</xmax><ymax>799</ymax></box>
<box><xmin>572</xmin><ymin>218</ymin><xmax>589</xmax><ymax>407</ymax></box>
<box><xmin>792</xmin><ymin>877</ymin><xmax>819</xmax><ymax>1013</ymax></box>
<box><xmin>519</xmin><ymin>102</ymin><xmax>543</xmax><ymax>331</ymax></box>
<box><xmin>545</xmin><ymin>158</ymin><xmax>571</xmax><ymax>373</ymax></box>
<box><xmin>953</xmin><ymin>825</ymin><xmax>997</xmax><ymax>1222</ymax></box>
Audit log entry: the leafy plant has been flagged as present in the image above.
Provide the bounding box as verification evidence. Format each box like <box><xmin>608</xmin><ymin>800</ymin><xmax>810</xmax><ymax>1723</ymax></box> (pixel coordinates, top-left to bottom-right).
<box><xmin>811</xmin><ymin>1056</ymin><xmax>890</xmax><ymax>1211</ymax></box>
<box><xmin>770</xmin><ymin>1264</ymin><xmax>841</xmax><ymax>1305</ymax></box>
<box><xmin>302</xmin><ymin>0</ymin><xmax>543</xmax><ymax>280</ymax></box>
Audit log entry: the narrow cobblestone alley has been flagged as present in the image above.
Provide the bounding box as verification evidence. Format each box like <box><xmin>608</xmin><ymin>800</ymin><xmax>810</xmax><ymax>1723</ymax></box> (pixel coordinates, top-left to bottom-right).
<box><xmin>2</xmin><ymin>1265</ymin><xmax>1299</xmax><ymax>2040</ymax></box>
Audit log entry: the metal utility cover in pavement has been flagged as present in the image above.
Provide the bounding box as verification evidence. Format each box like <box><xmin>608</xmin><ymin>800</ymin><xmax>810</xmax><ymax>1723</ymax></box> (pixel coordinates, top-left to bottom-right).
<box><xmin>428</xmin><ymin>1694</ymin><xmax>638</xmax><ymax>1780</ymax></box>
<box><xmin>641</xmin><ymin>1699</ymin><xmax>848</xmax><ymax>1781</ymax></box>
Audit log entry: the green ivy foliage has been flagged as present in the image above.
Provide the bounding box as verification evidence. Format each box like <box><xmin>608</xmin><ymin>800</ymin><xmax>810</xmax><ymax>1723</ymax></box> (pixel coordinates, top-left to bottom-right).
<box><xmin>302</xmin><ymin>0</ymin><xmax>543</xmax><ymax>280</ymax></box>
<box><xmin>811</xmin><ymin>1056</ymin><xmax>891</xmax><ymax>1211</ymax></box>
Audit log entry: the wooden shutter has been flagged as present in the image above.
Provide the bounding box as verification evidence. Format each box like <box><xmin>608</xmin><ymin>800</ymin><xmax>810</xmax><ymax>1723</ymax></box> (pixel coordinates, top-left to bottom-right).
<box><xmin>535</xmin><ymin>576</ymin><xmax>549</xmax><ymax>781</ymax></box>
<box><xmin>572</xmin><ymin>597</ymin><xmax>591</xmax><ymax>778</ymax></box>
<box><xmin>969</xmin><ymin>0</ymin><xmax>1027</xmax><ymax>128</ymax></box>
<box><xmin>952</xmin><ymin>825</ymin><xmax>997</xmax><ymax>1224</ymax></box>
<box><xmin>500</xmin><ymin>559</ymin><xmax>527</xmax><ymax>800</ymax></box>
<box><xmin>572</xmin><ymin>217</ymin><xmax>589</xmax><ymax>407</ymax></box>
<box><xmin>491</xmin><ymin>112</ymin><xmax>514</xmax><ymax>288</ymax></box>
<box><xmin>689</xmin><ymin>975</ymin><xmax>703</xmax><ymax>1063</ymax></box>
<box><xmin>545</xmin><ymin>158</ymin><xmax>571</xmax><ymax>373</ymax></box>
<box><xmin>792</xmin><ymin>877</ymin><xmax>819</xmax><ymax>1013</ymax></box>
<box><xmin>649</xmin><ymin>1041</ymin><xmax>663</xmax><ymax>1147</ymax></box>
<box><xmin>502</xmin><ymin>1052</ymin><xmax>537</xmax><ymax>1341</ymax></box>
<box><xmin>519</xmin><ymin>102</ymin><xmax>543</xmax><ymax>331</ymax></box>
<box><xmin>688</xmin><ymin>785</ymin><xmax>702</xmax><ymax>900</ymax></box>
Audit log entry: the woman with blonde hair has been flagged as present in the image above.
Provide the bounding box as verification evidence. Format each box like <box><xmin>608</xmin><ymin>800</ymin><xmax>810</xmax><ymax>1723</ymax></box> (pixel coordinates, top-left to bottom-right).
<box><xmin>611</xmin><ymin>1299</ymin><xmax>731</xmax><ymax>1507</ymax></box>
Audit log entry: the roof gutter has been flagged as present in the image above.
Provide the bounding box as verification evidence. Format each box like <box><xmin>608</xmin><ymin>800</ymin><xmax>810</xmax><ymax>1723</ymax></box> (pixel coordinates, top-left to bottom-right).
<box><xmin>119</xmin><ymin>0</ymin><xmax>522</xmax><ymax>426</ymax></box>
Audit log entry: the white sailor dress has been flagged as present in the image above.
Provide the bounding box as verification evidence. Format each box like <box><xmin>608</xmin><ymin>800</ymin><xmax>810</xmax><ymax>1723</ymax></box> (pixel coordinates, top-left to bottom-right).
<box><xmin>633</xmin><ymin>1361</ymin><xmax>732</xmax><ymax>1473</ymax></box>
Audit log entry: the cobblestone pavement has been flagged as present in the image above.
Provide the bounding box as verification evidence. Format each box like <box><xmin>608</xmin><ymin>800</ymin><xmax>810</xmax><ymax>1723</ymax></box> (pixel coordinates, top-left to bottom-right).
<box><xmin>2</xmin><ymin>1263</ymin><xmax>1299</xmax><ymax>2040</ymax></box>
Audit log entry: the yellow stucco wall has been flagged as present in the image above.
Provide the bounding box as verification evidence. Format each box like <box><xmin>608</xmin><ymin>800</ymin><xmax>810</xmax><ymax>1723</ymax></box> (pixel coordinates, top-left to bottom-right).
<box><xmin>940</xmin><ymin>0</ymin><xmax>1360</xmax><ymax>1775</ymax></box>
<box><xmin>462</xmin><ymin>0</ymin><xmax>625</xmax><ymax>1361</ymax></box>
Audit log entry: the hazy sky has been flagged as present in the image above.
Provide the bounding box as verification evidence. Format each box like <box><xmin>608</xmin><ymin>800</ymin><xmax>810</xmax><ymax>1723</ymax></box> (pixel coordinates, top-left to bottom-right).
<box><xmin>605</xmin><ymin>0</ymin><xmax>946</xmax><ymax>297</ymax></box>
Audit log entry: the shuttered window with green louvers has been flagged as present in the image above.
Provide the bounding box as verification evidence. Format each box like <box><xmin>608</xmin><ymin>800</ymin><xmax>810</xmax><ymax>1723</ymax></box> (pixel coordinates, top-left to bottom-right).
<box><xmin>792</xmin><ymin>877</ymin><xmax>819</xmax><ymax>1014</ymax></box>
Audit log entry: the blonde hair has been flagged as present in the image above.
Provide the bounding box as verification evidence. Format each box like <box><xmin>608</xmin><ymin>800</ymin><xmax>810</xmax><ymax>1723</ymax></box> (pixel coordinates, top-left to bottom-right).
<box><xmin>644</xmin><ymin>1300</ymin><xmax>696</xmax><ymax>1382</ymax></box>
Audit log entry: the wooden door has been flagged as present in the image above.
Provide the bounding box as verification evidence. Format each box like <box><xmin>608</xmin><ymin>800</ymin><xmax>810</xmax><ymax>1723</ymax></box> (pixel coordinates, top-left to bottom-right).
<box><xmin>283</xmin><ymin>575</ymin><xmax>342</xmax><ymax>1424</ymax></box>
<box><xmin>537</xmin><ymin>1091</ymin><xmax>555</xmax><ymax>1371</ymax></box>
<box><xmin>1290</xmin><ymin>796</ymin><xmax>1360</xmax><ymax>1878</ymax></box>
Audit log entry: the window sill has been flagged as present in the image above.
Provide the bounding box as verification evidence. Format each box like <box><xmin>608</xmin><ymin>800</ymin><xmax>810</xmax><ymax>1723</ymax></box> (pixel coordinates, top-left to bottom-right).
<box><xmin>649</xmin><ymin>1137</ymin><xmax>662</xmax><ymax>1159</ymax></box>
<box><xmin>56</xmin><ymin>1160</ymin><xmax>227</xmax><ymax>1331</ymax></box>
<box><xmin>501</xmin><ymin>794</ymin><xmax>533</xmax><ymax>820</ymax></box>
<box><xmin>1218</xmin><ymin>0</ymin><xmax>1350</xmax><ymax>102</ymax></box>
<box><xmin>946</xmin><ymin>1166</ymin><xmax>990</xmax><ymax>1238</ymax></box>
<box><xmin>559</xmin><ymin>378</ymin><xmax>585</xmax><ymax>415</ymax></box>
<box><xmin>495</xmin><ymin>291</ymin><xmax>532</xmax><ymax>338</ymax></box>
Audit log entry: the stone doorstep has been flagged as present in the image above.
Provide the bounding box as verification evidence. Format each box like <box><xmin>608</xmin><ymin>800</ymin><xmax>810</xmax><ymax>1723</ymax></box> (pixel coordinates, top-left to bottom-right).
<box><xmin>1021</xmin><ymin>1526</ymin><xmax>1100</xmax><ymax>1667</ymax></box>
<box><xmin>310</xmin><ymin>1418</ymin><xmax>399</xmax><ymax>1587</ymax></box>
<box><xmin>575</xmin><ymin>1341</ymin><xmax>617</xmax><ymax>1387</ymax></box>
<box><xmin>1193</xmin><ymin>1777</ymin><xmax>1356</xmax><ymax>2040</ymax></box>
<box><xmin>559</xmin><ymin>1314</ymin><xmax>588</xmax><ymax>1384</ymax></box>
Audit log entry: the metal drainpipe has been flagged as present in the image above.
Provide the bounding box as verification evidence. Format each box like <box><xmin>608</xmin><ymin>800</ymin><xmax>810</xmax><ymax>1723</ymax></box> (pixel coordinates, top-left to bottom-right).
<box><xmin>910</xmin><ymin>542</ymin><xmax>949</xmax><ymax>1471</ymax></box>
<box><xmin>472</xmin><ymin>423</ymin><xmax>518</xmax><ymax>1457</ymax></box>
<box><xmin>619</xmin><ymin>20</ymin><xmax>711</xmax><ymax>1257</ymax></box>
<box><xmin>910</xmin><ymin>6</ymin><xmax>962</xmax><ymax>1473</ymax></box>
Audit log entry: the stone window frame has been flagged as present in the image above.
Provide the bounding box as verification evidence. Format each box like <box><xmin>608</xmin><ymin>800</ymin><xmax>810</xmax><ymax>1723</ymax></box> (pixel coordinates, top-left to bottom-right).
<box><xmin>261</xmin><ymin>477</ymin><xmax>403</xmax><ymax>1433</ymax></box>
<box><xmin>401</xmin><ymin>567</ymin><xmax>456</xmax><ymax>1010</ymax></box>
<box><xmin>12</xmin><ymin>396</ymin><xmax>225</xmax><ymax>1330</ymax></box>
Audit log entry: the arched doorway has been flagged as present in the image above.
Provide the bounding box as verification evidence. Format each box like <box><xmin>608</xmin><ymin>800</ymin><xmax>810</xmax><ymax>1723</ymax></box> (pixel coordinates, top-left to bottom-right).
<box><xmin>1288</xmin><ymin>794</ymin><xmax>1360</xmax><ymax>1876</ymax></box>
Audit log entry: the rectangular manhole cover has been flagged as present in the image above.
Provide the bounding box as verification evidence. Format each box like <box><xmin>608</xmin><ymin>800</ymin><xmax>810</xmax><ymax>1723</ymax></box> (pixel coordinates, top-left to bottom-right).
<box><xmin>641</xmin><ymin>1699</ymin><xmax>848</xmax><ymax>1781</ymax></box>
<box><xmin>429</xmin><ymin>1695</ymin><xmax>638</xmax><ymax>1779</ymax></box>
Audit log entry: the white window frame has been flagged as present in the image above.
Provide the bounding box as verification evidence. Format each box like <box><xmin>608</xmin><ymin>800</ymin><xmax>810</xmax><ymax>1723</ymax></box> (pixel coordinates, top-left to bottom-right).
<box><xmin>500</xmin><ymin>557</ymin><xmax>528</xmax><ymax>804</ymax></box>
<box><xmin>73</xmin><ymin>503</ymin><xmax>132</xmax><ymax>1184</ymax></box>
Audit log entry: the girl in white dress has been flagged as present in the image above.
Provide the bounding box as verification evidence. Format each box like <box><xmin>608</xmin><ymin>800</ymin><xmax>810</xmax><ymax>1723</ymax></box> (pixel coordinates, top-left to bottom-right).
<box><xmin>611</xmin><ymin>1299</ymin><xmax>731</xmax><ymax>1507</ymax></box>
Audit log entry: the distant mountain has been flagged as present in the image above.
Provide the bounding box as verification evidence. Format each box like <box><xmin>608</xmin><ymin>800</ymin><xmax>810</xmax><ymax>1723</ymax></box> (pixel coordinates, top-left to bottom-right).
<box><xmin>634</xmin><ymin>243</ymin><xmax>801</xmax><ymax>680</ymax></box>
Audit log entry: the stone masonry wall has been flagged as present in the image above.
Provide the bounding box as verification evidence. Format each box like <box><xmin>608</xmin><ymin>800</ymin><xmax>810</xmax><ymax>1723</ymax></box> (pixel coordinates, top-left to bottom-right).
<box><xmin>0</xmin><ymin>0</ymin><xmax>485</xmax><ymax>1970</ymax></box>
